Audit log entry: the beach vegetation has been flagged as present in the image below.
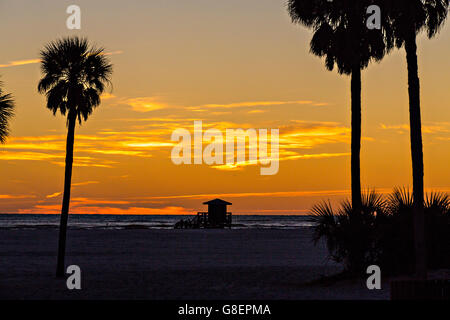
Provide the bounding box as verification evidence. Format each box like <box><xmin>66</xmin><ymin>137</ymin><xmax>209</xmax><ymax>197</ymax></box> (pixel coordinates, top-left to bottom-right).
<box><xmin>311</xmin><ymin>188</ymin><xmax>450</xmax><ymax>275</ymax></box>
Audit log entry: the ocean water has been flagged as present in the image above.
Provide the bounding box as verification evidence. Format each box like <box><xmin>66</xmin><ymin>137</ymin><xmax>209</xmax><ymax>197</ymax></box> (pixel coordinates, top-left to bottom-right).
<box><xmin>0</xmin><ymin>214</ymin><xmax>315</xmax><ymax>230</ymax></box>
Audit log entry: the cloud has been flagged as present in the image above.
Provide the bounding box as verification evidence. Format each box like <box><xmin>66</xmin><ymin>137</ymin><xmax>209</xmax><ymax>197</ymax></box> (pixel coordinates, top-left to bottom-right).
<box><xmin>279</xmin><ymin>120</ymin><xmax>350</xmax><ymax>147</ymax></box>
<box><xmin>282</xmin><ymin>152</ymin><xmax>350</xmax><ymax>160</ymax></box>
<box><xmin>124</xmin><ymin>97</ymin><xmax>169</xmax><ymax>112</ymax></box>
<box><xmin>18</xmin><ymin>205</ymin><xmax>191</xmax><ymax>215</ymax></box>
<box><xmin>101</xmin><ymin>93</ymin><xmax>116</xmax><ymax>100</ymax></box>
<box><xmin>1</xmin><ymin>119</ymin><xmax>350</xmax><ymax>173</ymax></box>
<box><xmin>195</xmin><ymin>100</ymin><xmax>313</xmax><ymax>109</ymax></box>
<box><xmin>102</xmin><ymin>50</ymin><xmax>124</xmax><ymax>56</ymax></box>
<box><xmin>247</xmin><ymin>110</ymin><xmax>267</xmax><ymax>114</ymax></box>
<box><xmin>122</xmin><ymin>142</ymin><xmax>174</xmax><ymax>148</ymax></box>
<box><xmin>45</xmin><ymin>181</ymin><xmax>99</xmax><ymax>199</ymax></box>
<box><xmin>135</xmin><ymin>189</ymin><xmax>354</xmax><ymax>201</ymax></box>
<box><xmin>186</xmin><ymin>100</ymin><xmax>328</xmax><ymax>112</ymax></box>
<box><xmin>46</xmin><ymin>192</ymin><xmax>62</xmax><ymax>199</ymax></box>
<box><xmin>380</xmin><ymin>122</ymin><xmax>450</xmax><ymax>134</ymax></box>
<box><xmin>0</xmin><ymin>194</ymin><xmax>36</xmax><ymax>199</ymax></box>
<box><xmin>0</xmin><ymin>151</ymin><xmax>64</xmax><ymax>161</ymax></box>
<box><xmin>70</xmin><ymin>197</ymin><xmax>131</xmax><ymax>205</ymax></box>
<box><xmin>118</xmin><ymin>97</ymin><xmax>329</xmax><ymax>113</ymax></box>
<box><xmin>161</xmin><ymin>119</ymin><xmax>350</xmax><ymax>171</ymax></box>
<box><xmin>0</xmin><ymin>51</ymin><xmax>123</xmax><ymax>69</ymax></box>
<box><xmin>211</xmin><ymin>152</ymin><xmax>350</xmax><ymax>171</ymax></box>
<box><xmin>0</xmin><ymin>132</ymin><xmax>171</xmax><ymax>166</ymax></box>
<box><xmin>72</xmin><ymin>181</ymin><xmax>100</xmax><ymax>187</ymax></box>
<box><xmin>0</xmin><ymin>59</ymin><xmax>41</xmax><ymax>68</ymax></box>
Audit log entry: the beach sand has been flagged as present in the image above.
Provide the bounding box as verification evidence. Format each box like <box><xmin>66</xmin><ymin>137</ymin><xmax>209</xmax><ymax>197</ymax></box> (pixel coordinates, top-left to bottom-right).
<box><xmin>0</xmin><ymin>228</ymin><xmax>390</xmax><ymax>299</ymax></box>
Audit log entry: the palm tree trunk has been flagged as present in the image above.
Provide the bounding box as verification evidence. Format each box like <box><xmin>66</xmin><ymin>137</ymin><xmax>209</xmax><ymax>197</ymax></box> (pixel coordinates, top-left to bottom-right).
<box><xmin>56</xmin><ymin>112</ymin><xmax>77</xmax><ymax>277</ymax></box>
<box><xmin>351</xmin><ymin>65</ymin><xmax>362</xmax><ymax>213</ymax></box>
<box><xmin>405</xmin><ymin>35</ymin><xmax>427</xmax><ymax>279</ymax></box>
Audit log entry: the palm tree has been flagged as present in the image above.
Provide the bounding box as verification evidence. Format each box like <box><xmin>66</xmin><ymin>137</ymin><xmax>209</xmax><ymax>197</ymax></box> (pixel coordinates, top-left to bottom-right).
<box><xmin>288</xmin><ymin>0</ymin><xmax>393</xmax><ymax>213</ymax></box>
<box><xmin>38</xmin><ymin>37</ymin><xmax>113</xmax><ymax>277</ymax></box>
<box><xmin>0</xmin><ymin>79</ymin><xmax>15</xmax><ymax>144</ymax></box>
<box><xmin>384</xmin><ymin>0</ymin><xmax>448</xmax><ymax>279</ymax></box>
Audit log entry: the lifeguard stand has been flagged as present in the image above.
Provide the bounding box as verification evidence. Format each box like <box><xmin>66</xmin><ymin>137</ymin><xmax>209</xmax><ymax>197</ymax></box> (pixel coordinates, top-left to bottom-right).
<box><xmin>197</xmin><ymin>199</ymin><xmax>232</xmax><ymax>228</ymax></box>
<box><xmin>174</xmin><ymin>198</ymin><xmax>232</xmax><ymax>229</ymax></box>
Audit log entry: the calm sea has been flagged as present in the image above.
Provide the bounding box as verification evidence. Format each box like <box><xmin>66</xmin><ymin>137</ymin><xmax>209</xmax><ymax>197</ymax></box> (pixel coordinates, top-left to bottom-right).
<box><xmin>0</xmin><ymin>214</ymin><xmax>315</xmax><ymax>230</ymax></box>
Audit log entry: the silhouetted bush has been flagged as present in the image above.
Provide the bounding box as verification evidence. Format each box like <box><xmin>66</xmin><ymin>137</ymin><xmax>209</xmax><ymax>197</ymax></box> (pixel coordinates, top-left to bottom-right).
<box><xmin>311</xmin><ymin>188</ymin><xmax>450</xmax><ymax>276</ymax></box>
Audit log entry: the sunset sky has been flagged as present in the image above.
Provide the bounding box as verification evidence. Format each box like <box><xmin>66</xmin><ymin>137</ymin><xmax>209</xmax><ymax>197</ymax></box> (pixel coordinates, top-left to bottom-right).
<box><xmin>1</xmin><ymin>0</ymin><xmax>449</xmax><ymax>215</ymax></box>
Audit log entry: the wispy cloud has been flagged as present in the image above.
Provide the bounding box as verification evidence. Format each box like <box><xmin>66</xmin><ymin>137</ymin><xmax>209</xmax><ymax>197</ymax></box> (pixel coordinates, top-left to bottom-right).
<box><xmin>18</xmin><ymin>205</ymin><xmax>191</xmax><ymax>215</ymax></box>
<box><xmin>186</xmin><ymin>100</ymin><xmax>328</xmax><ymax>112</ymax></box>
<box><xmin>0</xmin><ymin>130</ymin><xmax>173</xmax><ymax>167</ymax></box>
<box><xmin>46</xmin><ymin>192</ymin><xmax>62</xmax><ymax>199</ymax></box>
<box><xmin>0</xmin><ymin>194</ymin><xmax>36</xmax><ymax>199</ymax></box>
<box><xmin>0</xmin><ymin>51</ymin><xmax>123</xmax><ymax>69</ymax></box>
<box><xmin>101</xmin><ymin>93</ymin><xmax>116</xmax><ymax>100</ymax></box>
<box><xmin>197</xmin><ymin>100</ymin><xmax>314</xmax><ymax>109</ymax></box>
<box><xmin>380</xmin><ymin>122</ymin><xmax>450</xmax><ymax>134</ymax></box>
<box><xmin>72</xmin><ymin>181</ymin><xmax>100</xmax><ymax>187</ymax></box>
<box><xmin>247</xmin><ymin>110</ymin><xmax>267</xmax><ymax>114</ymax></box>
<box><xmin>134</xmin><ymin>189</ymin><xmax>353</xmax><ymax>201</ymax></box>
<box><xmin>117</xmin><ymin>97</ymin><xmax>329</xmax><ymax>113</ymax></box>
<box><xmin>45</xmin><ymin>181</ymin><xmax>99</xmax><ymax>199</ymax></box>
<box><xmin>124</xmin><ymin>97</ymin><xmax>170</xmax><ymax>112</ymax></box>
<box><xmin>102</xmin><ymin>50</ymin><xmax>124</xmax><ymax>56</ymax></box>
<box><xmin>0</xmin><ymin>59</ymin><xmax>41</xmax><ymax>68</ymax></box>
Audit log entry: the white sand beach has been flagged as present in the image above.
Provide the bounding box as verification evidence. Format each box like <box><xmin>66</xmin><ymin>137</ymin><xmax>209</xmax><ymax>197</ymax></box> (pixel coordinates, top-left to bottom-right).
<box><xmin>0</xmin><ymin>228</ymin><xmax>390</xmax><ymax>300</ymax></box>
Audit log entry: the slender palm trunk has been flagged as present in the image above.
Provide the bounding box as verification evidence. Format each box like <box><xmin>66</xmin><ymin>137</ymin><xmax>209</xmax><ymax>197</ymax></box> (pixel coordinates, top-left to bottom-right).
<box><xmin>405</xmin><ymin>35</ymin><xmax>427</xmax><ymax>279</ymax></box>
<box><xmin>56</xmin><ymin>112</ymin><xmax>77</xmax><ymax>277</ymax></box>
<box><xmin>351</xmin><ymin>65</ymin><xmax>362</xmax><ymax>213</ymax></box>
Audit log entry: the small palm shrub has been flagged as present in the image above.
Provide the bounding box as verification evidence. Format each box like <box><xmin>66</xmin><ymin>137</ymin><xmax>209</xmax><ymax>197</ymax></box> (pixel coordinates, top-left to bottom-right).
<box><xmin>311</xmin><ymin>188</ymin><xmax>450</xmax><ymax>276</ymax></box>
<box><xmin>377</xmin><ymin>187</ymin><xmax>415</xmax><ymax>274</ymax></box>
<box><xmin>311</xmin><ymin>190</ymin><xmax>386</xmax><ymax>274</ymax></box>
<box><xmin>424</xmin><ymin>192</ymin><xmax>450</xmax><ymax>268</ymax></box>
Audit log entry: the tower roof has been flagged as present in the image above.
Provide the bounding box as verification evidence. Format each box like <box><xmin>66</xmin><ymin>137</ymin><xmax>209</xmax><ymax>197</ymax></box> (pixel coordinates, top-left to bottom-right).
<box><xmin>203</xmin><ymin>198</ymin><xmax>232</xmax><ymax>205</ymax></box>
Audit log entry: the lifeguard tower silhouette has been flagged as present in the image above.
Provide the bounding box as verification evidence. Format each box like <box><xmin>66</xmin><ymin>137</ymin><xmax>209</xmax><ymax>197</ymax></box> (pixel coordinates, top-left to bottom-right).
<box><xmin>174</xmin><ymin>198</ymin><xmax>232</xmax><ymax>229</ymax></box>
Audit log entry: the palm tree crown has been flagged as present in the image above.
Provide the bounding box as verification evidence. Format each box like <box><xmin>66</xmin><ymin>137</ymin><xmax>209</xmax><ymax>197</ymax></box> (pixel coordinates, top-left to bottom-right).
<box><xmin>38</xmin><ymin>37</ymin><xmax>113</xmax><ymax>124</ymax></box>
<box><xmin>287</xmin><ymin>0</ymin><xmax>393</xmax><ymax>74</ymax></box>
<box><xmin>0</xmin><ymin>81</ymin><xmax>15</xmax><ymax>144</ymax></box>
<box><xmin>386</xmin><ymin>0</ymin><xmax>448</xmax><ymax>46</ymax></box>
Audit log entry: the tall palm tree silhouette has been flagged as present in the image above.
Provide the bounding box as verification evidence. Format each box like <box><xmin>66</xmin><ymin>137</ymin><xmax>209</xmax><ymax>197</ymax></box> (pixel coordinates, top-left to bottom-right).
<box><xmin>38</xmin><ymin>37</ymin><xmax>113</xmax><ymax>277</ymax></box>
<box><xmin>384</xmin><ymin>0</ymin><xmax>448</xmax><ymax>279</ymax></box>
<box><xmin>0</xmin><ymin>79</ymin><xmax>15</xmax><ymax>144</ymax></box>
<box><xmin>288</xmin><ymin>0</ymin><xmax>393</xmax><ymax>213</ymax></box>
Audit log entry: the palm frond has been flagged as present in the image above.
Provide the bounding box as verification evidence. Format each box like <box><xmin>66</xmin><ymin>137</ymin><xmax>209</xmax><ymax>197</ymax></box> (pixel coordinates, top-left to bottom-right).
<box><xmin>0</xmin><ymin>80</ymin><xmax>15</xmax><ymax>143</ymax></box>
<box><xmin>425</xmin><ymin>191</ymin><xmax>450</xmax><ymax>212</ymax></box>
<box><xmin>387</xmin><ymin>187</ymin><xmax>413</xmax><ymax>212</ymax></box>
<box><xmin>310</xmin><ymin>200</ymin><xmax>337</xmax><ymax>249</ymax></box>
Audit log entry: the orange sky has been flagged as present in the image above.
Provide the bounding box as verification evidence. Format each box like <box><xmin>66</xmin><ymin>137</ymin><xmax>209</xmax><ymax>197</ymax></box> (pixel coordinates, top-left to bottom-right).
<box><xmin>1</xmin><ymin>0</ymin><xmax>449</xmax><ymax>215</ymax></box>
